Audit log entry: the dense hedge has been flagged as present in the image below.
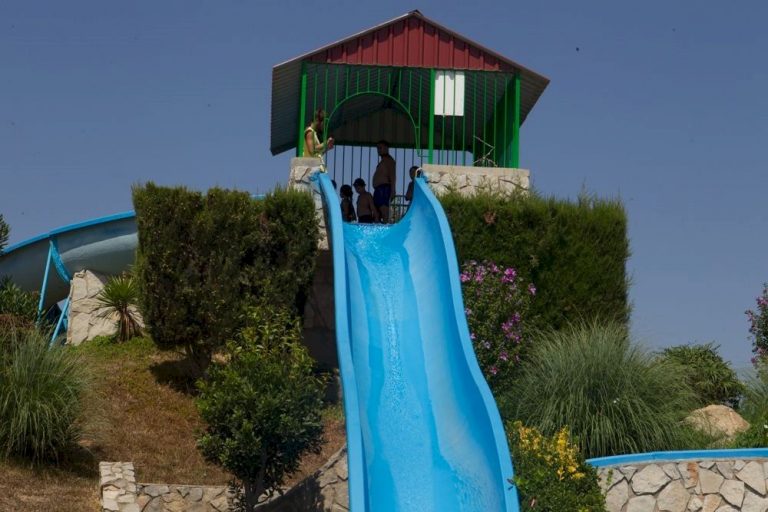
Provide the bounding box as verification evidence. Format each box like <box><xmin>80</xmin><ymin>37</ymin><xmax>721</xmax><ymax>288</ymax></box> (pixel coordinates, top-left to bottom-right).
<box><xmin>442</xmin><ymin>190</ymin><xmax>629</xmax><ymax>331</ymax></box>
<box><xmin>133</xmin><ymin>183</ymin><xmax>318</xmax><ymax>368</ymax></box>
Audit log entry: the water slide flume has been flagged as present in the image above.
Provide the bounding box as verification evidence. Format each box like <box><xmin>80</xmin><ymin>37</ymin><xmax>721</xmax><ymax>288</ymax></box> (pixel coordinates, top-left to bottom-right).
<box><xmin>314</xmin><ymin>172</ymin><xmax>519</xmax><ymax>511</ymax></box>
<box><xmin>0</xmin><ymin>213</ymin><xmax>138</xmax><ymax>340</ymax></box>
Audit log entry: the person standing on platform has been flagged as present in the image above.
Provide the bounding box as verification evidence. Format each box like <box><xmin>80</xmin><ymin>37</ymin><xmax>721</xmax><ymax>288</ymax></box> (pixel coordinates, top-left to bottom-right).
<box><xmin>303</xmin><ymin>109</ymin><xmax>334</xmax><ymax>170</ymax></box>
<box><xmin>372</xmin><ymin>140</ymin><xmax>396</xmax><ymax>223</ymax></box>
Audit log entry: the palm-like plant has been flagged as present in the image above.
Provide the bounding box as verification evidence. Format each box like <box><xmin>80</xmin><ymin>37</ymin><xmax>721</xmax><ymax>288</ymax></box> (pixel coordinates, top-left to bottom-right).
<box><xmin>97</xmin><ymin>274</ymin><xmax>143</xmax><ymax>342</ymax></box>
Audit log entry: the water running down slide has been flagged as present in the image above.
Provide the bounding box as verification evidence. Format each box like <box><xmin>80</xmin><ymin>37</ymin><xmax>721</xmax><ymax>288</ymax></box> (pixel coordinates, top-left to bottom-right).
<box><xmin>314</xmin><ymin>172</ymin><xmax>519</xmax><ymax>511</ymax></box>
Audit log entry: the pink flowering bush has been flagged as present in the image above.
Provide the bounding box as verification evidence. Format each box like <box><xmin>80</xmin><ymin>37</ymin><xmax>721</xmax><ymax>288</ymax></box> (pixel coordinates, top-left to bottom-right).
<box><xmin>748</xmin><ymin>283</ymin><xmax>768</xmax><ymax>366</ymax></box>
<box><xmin>460</xmin><ymin>260</ymin><xmax>535</xmax><ymax>386</ymax></box>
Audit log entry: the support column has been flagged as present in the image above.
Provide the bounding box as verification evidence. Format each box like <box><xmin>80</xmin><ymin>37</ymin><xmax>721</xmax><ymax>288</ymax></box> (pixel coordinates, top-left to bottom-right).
<box><xmin>296</xmin><ymin>63</ymin><xmax>308</xmax><ymax>157</ymax></box>
<box><xmin>511</xmin><ymin>72</ymin><xmax>521</xmax><ymax>168</ymax></box>
<box><xmin>428</xmin><ymin>68</ymin><xmax>435</xmax><ymax>164</ymax></box>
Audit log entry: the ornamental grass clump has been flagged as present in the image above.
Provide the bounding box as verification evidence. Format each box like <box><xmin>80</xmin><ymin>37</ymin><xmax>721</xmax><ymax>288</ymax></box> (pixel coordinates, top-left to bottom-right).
<box><xmin>0</xmin><ymin>326</ymin><xmax>89</xmax><ymax>462</ymax></box>
<box><xmin>510</xmin><ymin>321</ymin><xmax>698</xmax><ymax>458</ymax></box>
<box><xmin>460</xmin><ymin>260</ymin><xmax>534</xmax><ymax>387</ymax></box>
<box><xmin>508</xmin><ymin>421</ymin><xmax>606</xmax><ymax>512</ymax></box>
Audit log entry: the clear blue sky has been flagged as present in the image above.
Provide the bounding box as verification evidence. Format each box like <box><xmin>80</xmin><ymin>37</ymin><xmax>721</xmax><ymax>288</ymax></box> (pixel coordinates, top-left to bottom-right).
<box><xmin>2</xmin><ymin>1</ymin><xmax>766</xmax><ymax>368</ymax></box>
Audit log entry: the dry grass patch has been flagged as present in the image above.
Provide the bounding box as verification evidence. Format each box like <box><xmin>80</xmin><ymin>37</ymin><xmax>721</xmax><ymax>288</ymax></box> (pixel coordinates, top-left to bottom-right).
<box><xmin>0</xmin><ymin>337</ymin><xmax>346</xmax><ymax>510</ymax></box>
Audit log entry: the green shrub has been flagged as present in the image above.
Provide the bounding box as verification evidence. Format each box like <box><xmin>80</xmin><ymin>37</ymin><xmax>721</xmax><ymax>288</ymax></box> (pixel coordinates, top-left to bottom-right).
<box><xmin>0</xmin><ymin>213</ymin><xmax>8</xmax><ymax>253</ymax></box>
<box><xmin>442</xmin><ymin>189</ymin><xmax>629</xmax><ymax>331</ymax></box>
<box><xmin>196</xmin><ymin>305</ymin><xmax>324</xmax><ymax>509</ymax></box>
<box><xmin>0</xmin><ymin>277</ymin><xmax>39</xmax><ymax>324</ymax></box>
<box><xmin>0</xmin><ymin>327</ymin><xmax>88</xmax><ymax>461</ymax></box>
<box><xmin>133</xmin><ymin>183</ymin><xmax>318</xmax><ymax>371</ymax></box>
<box><xmin>460</xmin><ymin>260</ymin><xmax>534</xmax><ymax>387</ymax></box>
<box><xmin>658</xmin><ymin>343</ymin><xmax>744</xmax><ymax>409</ymax></box>
<box><xmin>97</xmin><ymin>273</ymin><xmax>143</xmax><ymax>342</ymax></box>
<box><xmin>507</xmin><ymin>321</ymin><xmax>697</xmax><ymax>458</ymax></box>
<box><xmin>748</xmin><ymin>284</ymin><xmax>768</xmax><ymax>366</ymax></box>
<box><xmin>509</xmin><ymin>421</ymin><xmax>606</xmax><ymax>512</ymax></box>
<box><xmin>731</xmin><ymin>372</ymin><xmax>768</xmax><ymax>448</ymax></box>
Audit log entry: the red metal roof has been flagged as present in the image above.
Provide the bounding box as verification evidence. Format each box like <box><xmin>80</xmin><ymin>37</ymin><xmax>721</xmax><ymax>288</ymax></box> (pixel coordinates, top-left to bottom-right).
<box><xmin>271</xmin><ymin>10</ymin><xmax>549</xmax><ymax>155</ymax></box>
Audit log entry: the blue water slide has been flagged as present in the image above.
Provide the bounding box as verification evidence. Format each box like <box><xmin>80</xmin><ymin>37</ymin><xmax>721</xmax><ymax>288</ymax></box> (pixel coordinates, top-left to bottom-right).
<box><xmin>0</xmin><ymin>213</ymin><xmax>138</xmax><ymax>311</ymax></box>
<box><xmin>314</xmin><ymin>172</ymin><xmax>519</xmax><ymax>511</ymax></box>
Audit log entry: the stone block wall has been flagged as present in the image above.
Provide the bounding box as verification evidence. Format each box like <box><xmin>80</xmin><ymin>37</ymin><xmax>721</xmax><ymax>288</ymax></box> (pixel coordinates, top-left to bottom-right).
<box><xmin>100</xmin><ymin>448</ymin><xmax>349</xmax><ymax>512</ymax></box>
<box><xmin>597</xmin><ymin>457</ymin><xmax>768</xmax><ymax>511</ymax></box>
<box><xmin>100</xmin><ymin>462</ymin><xmax>232</xmax><ymax>512</ymax></box>
<box><xmin>421</xmin><ymin>164</ymin><xmax>530</xmax><ymax>196</ymax></box>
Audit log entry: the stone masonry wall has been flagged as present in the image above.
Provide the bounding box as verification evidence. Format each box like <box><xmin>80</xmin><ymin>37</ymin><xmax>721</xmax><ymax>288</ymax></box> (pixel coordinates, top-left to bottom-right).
<box><xmin>421</xmin><ymin>164</ymin><xmax>530</xmax><ymax>196</ymax></box>
<box><xmin>100</xmin><ymin>462</ymin><xmax>232</xmax><ymax>512</ymax></box>
<box><xmin>597</xmin><ymin>458</ymin><xmax>768</xmax><ymax>512</ymax></box>
<box><xmin>100</xmin><ymin>448</ymin><xmax>349</xmax><ymax>512</ymax></box>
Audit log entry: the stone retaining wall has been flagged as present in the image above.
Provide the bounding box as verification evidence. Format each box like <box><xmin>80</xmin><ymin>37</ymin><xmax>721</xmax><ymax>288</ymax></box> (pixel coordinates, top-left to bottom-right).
<box><xmin>100</xmin><ymin>448</ymin><xmax>349</xmax><ymax>512</ymax></box>
<box><xmin>596</xmin><ymin>458</ymin><xmax>768</xmax><ymax>512</ymax></box>
<box><xmin>99</xmin><ymin>462</ymin><xmax>232</xmax><ymax>512</ymax></box>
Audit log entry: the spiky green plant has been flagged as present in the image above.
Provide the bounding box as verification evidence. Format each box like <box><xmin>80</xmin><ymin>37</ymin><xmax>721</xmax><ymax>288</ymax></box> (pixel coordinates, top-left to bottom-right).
<box><xmin>0</xmin><ymin>326</ymin><xmax>89</xmax><ymax>461</ymax></box>
<box><xmin>97</xmin><ymin>274</ymin><xmax>143</xmax><ymax>342</ymax></box>
<box><xmin>508</xmin><ymin>321</ymin><xmax>698</xmax><ymax>458</ymax></box>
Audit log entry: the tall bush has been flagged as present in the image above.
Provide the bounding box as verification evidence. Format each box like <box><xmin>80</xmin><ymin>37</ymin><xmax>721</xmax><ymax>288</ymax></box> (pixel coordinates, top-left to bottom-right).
<box><xmin>442</xmin><ymin>190</ymin><xmax>629</xmax><ymax>331</ymax></box>
<box><xmin>133</xmin><ymin>183</ymin><xmax>318</xmax><ymax>371</ymax></box>
<box><xmin>0</xmin><ymin>327</ymin><xmax>88</xmax><ymax>461</ymax></box>
<box><xmin>508</xmin><ymin>321</ymin><xmax>697</xmax><ymax>458</ymax></box>
<box><xmin>508</xmin><ymin>421</ymin><xmax>606</xmax><ymax>512</ymax></box>
<box><xmin>0</xmin><ymin>277</ymin><xmax>39</xmax><ymax>324</ymax></box>
<box><xmin>748</xmin><ymin>283</ymin><xmax>768</xmax><ymax>366</ymax></box>
<box><xmin>197</xmin><ymin>305</ymin><xmax>324</xmax><ymax>510</ymax></box>
<box><xmin>0</xmin><ymin>213</ymin><xmax>8</xmax><ymax>253</ymax></box>
<box><xmin>460</xmin><ymin>260</ymin><xmax>534</xmax><ymax>387</ymax></box>
<box><xmin>732</xmin><ymin>371</ymin><xmax>768</xmax><ymax>448</ymax></box>
<box><xmin>658</xmin><ymin>343</ymin><xmax>744</xmax><ymax>409</ymax></box>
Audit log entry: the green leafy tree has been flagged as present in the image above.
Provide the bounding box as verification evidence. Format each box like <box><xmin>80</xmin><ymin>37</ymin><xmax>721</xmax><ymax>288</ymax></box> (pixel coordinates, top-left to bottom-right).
<box><xmin>196</xmin><ymin>305</ymin><xmax>324</xmax><ymax>510</ymax></box>
<box><xmin>748</xmin><ymin>284</ymin><xmax>768</xmax><ymax>366</ymax></box>
<box><xmin>0</xmin><ymin>277</ymin><xmax>39</xmax><ymax>325</ymax></box>
<box><xmin>0</xmin><ymin>214</ymin><xmax>8</xmax><ymax>253</ymax></box>
<box><xmin>658</xmin><ymin>343</ymin><xmax>744</xmax><ymax>409</ymax></box>
<box><xmin>133</xmin><ymin>183</ymin><xmax>317</xmax><ymax>374</ymax></box>
<box><xmin>442</xmin><ymin>189</ymin><xmax>630</xmax><ymax>332</ymax></box>
<box><xmin>97</xmin><ymin>274</ymin><xmax>143</xmax><ymax>342</ymax></box>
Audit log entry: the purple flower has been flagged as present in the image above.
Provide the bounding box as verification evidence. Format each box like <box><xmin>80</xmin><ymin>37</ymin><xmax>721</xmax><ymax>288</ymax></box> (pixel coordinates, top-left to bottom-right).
<box><xmin>460</xmin><ymin>273</ymin><xmax>470</xmax><ymax>283</ymax></box>
<box><xmin>528</xmin><ymin>283</ymin><xmax>537</xmax><ymax>296</ymax></box>
<box><xmin>483</xmin><ymin>341</ymin><xmax>491</xmax><ymax>349</ymax></box>
<box><xmin>499</xmin><ymin>351</ymin><xmax>509</xmax><ymax>362</ymax></box>
<box><xmin>470</xmin><ymin>333</ymin><xmax>476</xmax><ymax>340</ymax></box>
<box><xmin>465</xmin><ymin>308</ymin><xmax>472</xmax><ymax>316</ymax></box>
<box><xmin>490</xmin><ymin>366</ymin><xmax>498</xmax><ymax>375</ymax></box>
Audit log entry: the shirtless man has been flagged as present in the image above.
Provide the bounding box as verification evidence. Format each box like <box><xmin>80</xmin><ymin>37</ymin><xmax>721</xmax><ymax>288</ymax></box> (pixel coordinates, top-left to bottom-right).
<box><xmin>372</xmin><ymin>140</ymin><xmax>396</xmax><ymax>223</ymax></box>
<box><xmin>353</xmin><ymin>178</ymin><xmax>379</xmax><ymax>224</ymax></box>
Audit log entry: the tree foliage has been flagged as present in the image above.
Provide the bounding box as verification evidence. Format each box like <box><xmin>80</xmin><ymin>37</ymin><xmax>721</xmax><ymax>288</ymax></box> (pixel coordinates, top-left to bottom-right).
<box><xmin>658</xmin><ymin>343</ymin><xmax>744</xmax><ymax>409</ymax></box>
<box><xmin>442</xmin><ymin>189</ymin><xmax>629</xmax><ymax>332</ymax></box>
<box><xmin>196</xmin><ymin>305</ymin><xmax>324</xmax><ymax>510</ymax></box>
<box><xmin>132</xmin><ymin>183</ymin><xmax>318</xmax><ymax>371</ymax></box>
